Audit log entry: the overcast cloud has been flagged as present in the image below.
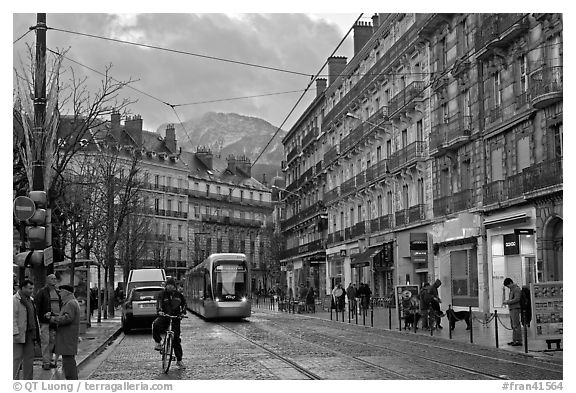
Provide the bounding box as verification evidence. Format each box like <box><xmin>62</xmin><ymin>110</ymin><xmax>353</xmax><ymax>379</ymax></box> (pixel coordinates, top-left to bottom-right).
<box><xmin>13</xmin><ymin>13</ymin><xmax>362</xmax><ymax>133</ymax></box>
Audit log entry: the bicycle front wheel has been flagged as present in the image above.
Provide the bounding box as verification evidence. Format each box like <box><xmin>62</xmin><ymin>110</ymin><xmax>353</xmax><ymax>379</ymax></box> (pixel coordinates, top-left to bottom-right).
<box><xmin>162</xmin><ymin>334</ymin><xmax>174</xmax><ymax>373</ymax></box>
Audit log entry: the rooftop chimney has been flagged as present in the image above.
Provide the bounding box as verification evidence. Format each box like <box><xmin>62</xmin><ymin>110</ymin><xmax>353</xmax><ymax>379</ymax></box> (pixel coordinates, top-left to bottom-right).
<box><xmin>125</xmin><ymin>115</ymin><xmax>143</xmax><ymax>147</ymax></box>
<box><xmin>316</xmin><ymin>78</ymin><xmax>327</xmax><ymax>97</ymax></box>
<box><xmin>236</xmin><ymin>155</ymin><xmax>252</xmax><ymax>178</ymax></box>
<box><xmin>195</xmin><ymin>146</ymin><xmax>213</xmax><ymax>170</ymax></box>
<box><xmin>327</xmin><ymin>56</ymin><xmax>347</xmax><ymax>86</ymax></box>
<box><xmin>110</xmin><ymin>112</ymin><xmax>121</xmax><ymax>141</ymax></box>
<box><xmin>371</xmin><ymin>14</ymin><xmax>380</xmax><ymax>33</ymax></box>
<box><xmin>262</xmin><ymin>173</ymin><xmax>267</xmax><ymax>187</ymax></box>
<box><xmin>226</xmin><ymin>155</ymin><xmax>237</xmax><ymax>175</ymax></box>
<box><xmin>353</xmin><ymin>21</ymin><xmax>373</xmax><ymax>56</ymax></box>
<box><xmin>165</xmin><ymin>124</ymin><xmax>177</xmax><ymax>153</ymax></box>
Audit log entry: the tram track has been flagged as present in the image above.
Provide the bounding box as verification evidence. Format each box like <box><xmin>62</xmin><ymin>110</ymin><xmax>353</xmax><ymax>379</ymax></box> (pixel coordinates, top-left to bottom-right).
<box><xmin>259</xmin><ymin>311</ymin><xmax>562</xmax><ymax>380</ymax></box>
<box><xmin>215</xmin><ymin>322</ymin><xmax>323</xmax><ymax>380</ymax></box>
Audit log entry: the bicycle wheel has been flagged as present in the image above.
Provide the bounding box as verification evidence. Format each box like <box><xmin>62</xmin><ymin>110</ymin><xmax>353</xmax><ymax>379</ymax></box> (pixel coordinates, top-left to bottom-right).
<box><xmin>162</xmin><ymin>334</ymin><xmax>174</xmax><ymax>373</ymax></box>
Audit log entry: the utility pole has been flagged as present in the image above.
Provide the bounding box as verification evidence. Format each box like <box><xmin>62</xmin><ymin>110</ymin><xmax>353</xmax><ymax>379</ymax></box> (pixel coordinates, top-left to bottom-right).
<box><xmin>31</xmin><ymin>13</ymin><xmax>48</xmax><ymax>290</ymax></box>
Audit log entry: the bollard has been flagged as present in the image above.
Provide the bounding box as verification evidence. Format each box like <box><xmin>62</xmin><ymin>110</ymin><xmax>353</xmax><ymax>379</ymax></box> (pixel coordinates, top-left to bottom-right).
<box><xmin>355</xmin><ymin>303</ymin><xmax>358</xmax><ymax>325</ymax></box>
<box><xmin>388</xmin><ymin>304</ymin><xmax>392</xmax><ymax>330</ymax></box>
<box><xmin>494</xmin><ymin>310</ymin><xmax>499</xmax><ymax>348</ymax></box>
<box><xmin>348</xmin><ymin>304</ymin><xmax>351</xmax><ymax>323</ymax></box>
<box><xmin>469</xmin><ymin>306</ymin><xmax>474</xmax><ymax>344</ymax></box>
<box><xmin>523</xmin><ymin>309</ymin><xmax>528</xmax><ymax>354</ymax></box>
<box><xmin>363</xmin><ymin>306</ymin><xmax>366</xmax><ymax>326</ymax></box>
<box><xmin>448</xmin><ymin>305</ymin><xmax>452</xmax><ymax>340</ymax></box>
<box><xmin>330</xmin><ymin>303</ymin><xmax>333</xmax><ymax>320</ymax></box>
<box><xmin>371</xmin><ymin>301</ymin><xmax>374</xmax><ymax>328</ymax></box>
<box><xmin>398</xmin><ymin>306</ymin><xmax>402</xmax><ymax>331</ymax></box>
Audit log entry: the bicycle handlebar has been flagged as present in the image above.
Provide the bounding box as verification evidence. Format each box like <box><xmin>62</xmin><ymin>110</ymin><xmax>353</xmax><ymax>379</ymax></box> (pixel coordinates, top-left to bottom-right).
<box><xmin>158</xmin><ymin>312</ymin><xmax>188</xmax><ymax>319</ymax></box>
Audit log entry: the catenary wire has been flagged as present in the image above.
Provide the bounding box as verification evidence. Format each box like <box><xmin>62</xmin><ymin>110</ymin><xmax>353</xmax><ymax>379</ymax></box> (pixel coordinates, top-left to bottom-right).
<box><xmin>172</xmin><ymin>89</ymin><xmax>311</xmax><ymax>107</ymax></box>
<box><xmin>13</xmin><ymin>28</ymin><xmax>34</xmax><ymax>44</ymax></box>
<box><xmin>251</xmin><ymin>13</ymin><xmax>364</xmax><ymax>168</ymax></box>
<box><xmin>48</xmin><ymin>26</ymin><xmax>314</xmax><ymax>78</ymax></box>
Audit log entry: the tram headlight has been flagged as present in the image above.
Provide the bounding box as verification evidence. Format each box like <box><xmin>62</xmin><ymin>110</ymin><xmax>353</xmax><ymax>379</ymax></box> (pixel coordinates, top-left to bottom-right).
<box><xmin>241</xmin><ymin>297</ymin><xmax>247</xmax><ymax>302</ymax></box>
<box><xmin>215</xmin><ymin>297</ymin><xmax>220</xmax><ymax>302</ymax></box>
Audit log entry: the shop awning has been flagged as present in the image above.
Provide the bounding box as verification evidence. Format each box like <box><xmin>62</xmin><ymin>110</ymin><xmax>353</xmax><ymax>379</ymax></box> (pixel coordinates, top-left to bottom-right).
<box><xmin>484</xmin><ymin>213</ymin><xmax>528</xmax><ymax>228</ymax></box>
<box><xmin>351</xmin><ymin>246</ymin><xmax>382</xmax><ymax>267</ymax></box>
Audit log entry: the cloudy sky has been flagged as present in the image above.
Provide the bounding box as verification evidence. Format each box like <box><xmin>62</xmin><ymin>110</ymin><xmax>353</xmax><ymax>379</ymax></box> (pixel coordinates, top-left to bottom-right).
<box><xmin>13</xmin><ymin>12</ymin><xmax>371</xmax><ymax>134</ymax></box>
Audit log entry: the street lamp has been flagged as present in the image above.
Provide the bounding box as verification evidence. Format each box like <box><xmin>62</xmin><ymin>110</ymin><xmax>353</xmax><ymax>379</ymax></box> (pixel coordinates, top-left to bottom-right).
<box><xmin>345</xmin><ymin>112</ymin><xmax>391</xmax><ymax>134</ymax></box>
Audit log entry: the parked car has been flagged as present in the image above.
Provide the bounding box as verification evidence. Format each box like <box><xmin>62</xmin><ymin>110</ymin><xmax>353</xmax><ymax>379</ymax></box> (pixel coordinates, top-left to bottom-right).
<box><xmin>121</xmin><ymin>285</ymin><xmax>164</xmax><ymax>333</ymax></box>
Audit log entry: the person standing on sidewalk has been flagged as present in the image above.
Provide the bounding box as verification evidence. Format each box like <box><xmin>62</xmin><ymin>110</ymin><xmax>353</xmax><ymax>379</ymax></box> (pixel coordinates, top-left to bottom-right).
<box><xmin>503</xmin><ymin>277</ymin><xmax>523</xmax><ymax>346</ymax></box>
<box><xmin>13</xmin><ymin>279</ymin><xmax>41</xmax><ymax>380</ymax></box>
<box><xmin>427</xmin><ymin>279</ymin><xmax>444</xmax><ymax>329</ymax></box>
<box><xmin>35</xmin><ymin>273</ymin><xmax>61</xmax><ymax>370</ymax></box>
<box><xmin>346</xmin><ymin>283</ymin><xmax>357</xmax><ymax>315</ymax></box>
<box><xmin>49</xmin><ymin>285</ymin><xmax>81</xmax><ymax>379</ymax></box>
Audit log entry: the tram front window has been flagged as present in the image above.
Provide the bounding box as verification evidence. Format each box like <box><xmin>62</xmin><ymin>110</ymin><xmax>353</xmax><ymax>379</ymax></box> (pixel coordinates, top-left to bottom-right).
<box><xmin>213</xmin><ymin>263</ymin><xmax>247</xmax><ymax>301</ymax></box>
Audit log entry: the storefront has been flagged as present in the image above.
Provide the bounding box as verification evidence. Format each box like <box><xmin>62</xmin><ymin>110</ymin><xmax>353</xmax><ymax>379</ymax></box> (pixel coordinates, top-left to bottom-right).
<box><xmin>327</xmin><ymin>252</ymin><xmax>344</xmax><ymax>291</ymax></box>
<box><xmin>397</xmin><ymin>228</ymin><xmax>433</xmax><ymax>288</ymax></box>
<box><xmin>350</xmin><ymin>245</ymin><xmax>382</xmax><ymax>288</ymax></box>
<box><xmin>373</xmin><ymin>241</ymin><xmax>394</xmax><ymax>298</ymax></box>
<box><xmin>485</xmin><ymin>207</ymin><xmax>537</xmax><ymax>313</ymax></box>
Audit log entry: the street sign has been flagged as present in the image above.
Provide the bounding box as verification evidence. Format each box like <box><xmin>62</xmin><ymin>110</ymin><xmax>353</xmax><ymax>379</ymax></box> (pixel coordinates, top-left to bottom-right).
<box><xmin>43</xmin><ymin>246</ymin><xmax>53</xmax><ymax>266</ymax></box>
<box><xmin>13</xmin><ymin>196</ymin><xmax>36</xmax><ymax>221</ymax></box>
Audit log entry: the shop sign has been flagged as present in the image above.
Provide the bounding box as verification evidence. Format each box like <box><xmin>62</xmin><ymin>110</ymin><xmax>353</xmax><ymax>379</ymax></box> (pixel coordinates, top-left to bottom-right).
<box><xmin>410</xmin><ymin>233</ymin><xmax>428</xmax><ymax>263</ymax></box>
<box><xmin>503</xmin><ymin>233</ymin><xmax>519</xmax><ymax>255</ymax></box>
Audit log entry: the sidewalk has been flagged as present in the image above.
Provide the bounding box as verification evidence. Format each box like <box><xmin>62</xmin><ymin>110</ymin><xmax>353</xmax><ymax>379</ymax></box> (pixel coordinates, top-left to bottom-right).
<box><xmin>254</xmin><ymin>301</ymin><xmax>563</xmax><ymax>363</ymax></box>
<box><xmin>32</xmin><ymin>314</ymin><xmax>122</xmax><ymax>380</ymax></box>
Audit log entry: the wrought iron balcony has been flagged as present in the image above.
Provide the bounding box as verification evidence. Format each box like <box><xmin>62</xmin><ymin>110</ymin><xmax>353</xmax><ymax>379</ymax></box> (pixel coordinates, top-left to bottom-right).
<box><xmin>365</xmin><ymin>160</ymin><xmax>389</xmax><ymax>183</ymax></box>
<box><xmin>323</xmin><ymin>146</ymin><xmax>339</xmax><ymax>168</ymax></box>
<box><xmin>388</xmin><ymin>141</ymin><xmax>426</xmax><ymax>173</ymax></box>
<box><xmin>483</xmin><ymin>180</ymin><xmax>505</xmax><ymax>205</ymax></box>
<box><xmin>279</xmin><ymin>201</ymin><xmax>326</xmax><ymax>231</ymax></box>
<box><xmin>327</xmin><ymin>230</ymin><xmax>344</xmax><ymax>244</ymax></box>
<box><xmin>452</xmin><ymin>189</ymin><xmax>473</xmax><ymax>212</ymax></box>
<box><xmin>351</xmin><ymin>221</ymin><xmax>366</xmax><ymax>238</ymax></box>
<box><xmin>341</xmin><ymin>177</ymin><xmax>356</xmax><ymax>196</ymax></box>
<box><xmin>287</xmin><ymin>145</ymin><xmax>301</xmax><ymax>163</ymax></box>
<box><xmin>301</xmin><ymin>166</ymin><xmax>314</xmax><ymax>184</ymax></box>
<box><xmin>489</xmin><ymin>106</ymin><xmax>502</xmax><ymax>124</ymax></box>
<box><xmin>408</xmin><ymin>204</ymin><xmax>426</xmax><ymax>223</ymax></box>
<box><xmin>523</xmin><ymin>158</ymin><xmax>563</xmax><ymax>194</ymax></box>
<box><xmin>355</xmin><ymin>171</ymin><xmax>366</xmax><ymax>190</ymax></box>
<box><xmin>370</xmin><ymin>217</ymin><xmax>380</xmax><ymax>232</ymax></box>
<box><xmin>344</xmin><ymin>227</ymin><xmax>351</xmax><ymax>240</ymax></box>
<box><xmin>324</xmin><ymin>186</ymin><xmax>340</xmax><ymax>204</ymax></box>
<box><xmin>302</xmin><ymin>127</ymin><xmax>319</xmax><ymax>149</ymax></box>
<box><xmin>379</xmin><ymin>214</ymin><xmax>393</xmax><ymax>231</ymax></box>
<box><xmin>476</xmin><ymin>13</ymin><xmax>529</xmax><ymax>53</ymax></box>
<box><xmin>433</xmin><ymin>196</ymin><xmax>452</xmax><ymax>217</ymax></box>
<box><xmin>530</xmin><ymin>66</ymin><xmax>563</xmax><ymax>109</ymax></box>
<box><xmin>506</xmin><ymin>173</ymin><xmax>524</xmax><ymax>199</ymax></box>
<box><xmin>395</xmin><ymin>209</ymin><xmax>408</xmax><ymax>226</ymax></box>
<box><xmin>388</xmin><ymin>81</ymin><xmax>425</xmax><ymax>116</ymax></box>
<box><xmin>315</xmin><ymin>161</ymin><xmax>323</xmax><ymax>174</ymax></box>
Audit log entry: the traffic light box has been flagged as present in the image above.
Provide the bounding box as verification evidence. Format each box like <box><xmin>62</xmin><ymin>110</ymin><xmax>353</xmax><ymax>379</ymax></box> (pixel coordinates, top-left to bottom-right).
<box><xmin>27</xmin><ymin>191</ymin><xmax>47</xmax><ymax>250</ymax></box>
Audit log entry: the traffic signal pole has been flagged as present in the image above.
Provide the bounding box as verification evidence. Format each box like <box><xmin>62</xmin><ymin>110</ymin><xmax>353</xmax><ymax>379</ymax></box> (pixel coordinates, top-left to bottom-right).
<box><xmin>31</xmin><ymin>13</ymin><xmax>48</xmax><ymax>290</ymax></box>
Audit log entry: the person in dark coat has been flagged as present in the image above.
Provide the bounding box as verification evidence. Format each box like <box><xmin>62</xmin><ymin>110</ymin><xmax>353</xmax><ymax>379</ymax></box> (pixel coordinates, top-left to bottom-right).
<box><xmin>427</xmin><ymin>279</ymin><xmax>444</xmax><ymax>328</ymax></box>
<box><xmin>305</xmin><ymin>286</ymin><xmax>315</xmax><ymax>312</ymax></box>
<box><xmin>13</xmin><ymin>279</ymin><xmax>40</xmax><ymax>380</ymax></box>
<box><xmin>48</xmin><ymin>284</ymin><xmax>81</xmax><ymax>380</ymax></box>
<box><xmin>35</xmin><ymin>273</ymin><xmax>61</xmax><ymax>370</ymax></box>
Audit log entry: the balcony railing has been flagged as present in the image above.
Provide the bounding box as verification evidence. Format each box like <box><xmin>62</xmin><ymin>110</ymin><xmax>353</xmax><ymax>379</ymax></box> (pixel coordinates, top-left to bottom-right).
<box><xmin>327</xmin><ymin>230</ymin><xmax>344</xmax><ymax>244</ymax></box>
<box><xmin>351</xmin><ymin>221</ymin><xmax>366</xmax><ymax>238</ymax></box>
<box><xmin>506</xmin><ymin>173</ymin><xmax>524</xmax><ymax>199</ymax></box>
<box><xmin>301</xmin><ymin>166</ymin><xmax>314</xmax><ymax>184</ymax></box>
<box><xmin>433</xmin><ymin>196</ymin><xmax>452</xmax><ymax>217</ymax></box>
<box><xmin>388</xmin><ymin>81</ymin><xmax>425</xmax><ymax>116</ymax></box>
<box><xmin>395</xmin><ymin>209</ymin><xmax>408</xmax><ymax>226</ymax></box>
<box><xmin>315</xmin><ymin>161</ymin><xmax>323</xmax><ymax>174</ymax></box>
<box><xmin>287</xmin><ymin>145</ymin><xmax>301</xmax><ymax>163</ymax></box>
<box><xmin>429</xmin><ymin>123</ymin><xmax>449</xmax><ymax>154</ymax></box>
<box><xmin>344</xmin><ymin>227</ymin><xmax>351</xmax><ymax>240</ymax></box>
<box><xmin>452</xmin><ymin>189</ymin><xmax>473</xmax><ymax>212</ymax></box>
<box><xmin>324</xmin><ymin>186</ymin><xmax>340</xmax><ymax>204</ymax></box>
<box><xmin>523</xmin><ymin>158</ymin><xmax>563</xmax><ymax>194</ymax></box>
<box><xmin>302</xmin><ymin>127</ymin><xmax>319</xmax><ymax>149</ymax></box>
<box><xmin>323</xmin><ymin>146</ymin><xmax>339</xmax><ymax>167</ymax></box>
<box><xmin>341</xmin><ymin>107</ymin><xmax>390</xmax><ymax>157</ymax></box>
<box><xmin>476</xmin><ymin>14</ymin><xmax>529</xmax><ymax>52</ymax></box>
<box><xmin>379</xmin><ymin>214</ymin><xmax>393</xmax><ymax>231</ymax></box>
<box><xmin>530</xmin><ymin>66</ymin><xmax>563</xmax><ymax>109</ymax></box>
<box><xmin>408</xmin><ymin>204</ymin><xmax>426</xmax><ymax>223</ymax></box>
<box><xmin>355</xmin><ymin>172</ymin><xmax>366</xmax><ymax>190</ymax></box>
<box><xmin>280</xmin><ymin>201</ymin><xmax>325</xmax><ymax>231</ymax></box>
<box><xmin>370</xmin><ymin>217</ymin><xmax>380</xmax><ymax>232</ymax></box>
<box><xmin>341</xmin><ymin>177</ymin><xmax>356</xmax><ymax>196</ymax></box>
<box><xmin>483</xmin><ymin>180</ymin><xmax>505</xmax><ymax>205</ymax></box>
<box><xmin>389</xmin><ymin>141</ymin><xmax>426</xmax><ymax>172</ymax></box>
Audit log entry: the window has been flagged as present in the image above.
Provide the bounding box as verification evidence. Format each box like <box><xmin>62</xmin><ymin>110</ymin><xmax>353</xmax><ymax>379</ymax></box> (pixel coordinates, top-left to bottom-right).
<box><xmin>402</xmin><ymin>184</ymin><xmax>409</xmax><ymax>209</ymax></box>
<box><xmin>461</xmin><ymin>160</ymin><xmax>471</xmax><ymax>190</ymax></box>
<box><xmin>377</xmin><ymin>195</ymin><xmax>383</xmax><ymax>216</ymax></box>
<box><xmin>178</xmin><ymin>225</ymin><xmax>182</xmax><ymax>241</ymax></box>
<box><xmin>402</xmin><ymin>129</ymin><xmax>408</xmax><ymax>148</ymax></box>
<box><xmin>386</xmin><ymin>140</ymin><xmax>392</xmax><ymax>158</ymax></box>
<box><xmin>440</xmin><ymin>168</ymin><xmax>450</xmax><ymax>196</ymax></box>
<box><xmin>494</xmin><ymin>71</ymin><xmax>502</xmax><ymax>107</ymax></box>
<box><xmin>441</xmin><ymin>103</ymin><xmax>449</xmax><ymax>123</ymax></box>
<box><xmin>177</xmin><ymin>249</ymin><xmax>182</xmax><ymax>261</ymax></box>
<box><xmin>516</xmin><ymin>137</ymin><xmax>530</xmax><ymax>171</ymax></box>
<box><xmin>519</xmin><ymin>54</ymin><xmax>528</xmax><ymax>94</ymax></box>
<box><xmin>167</xmin><ymin>224</ymin><xmax>172</xmax><ymax>240</ymax></box>
<box><xmin>367</xmin><ymin>200</ymin><xmax>372</xmax><ymax>220</ymax></box>
<box><xmin>166</xmin><ymin>177</ymin><xmax>171</xmax><ymax>188</ymax></box>
<box><xmin>450</xmin><ymin>249</ymin><xmax>479</xmax><ymax>307</ymax></box>
<box><xmin>154</xmin><ymin>199</ymin><xmax>159</xmax><ymax>214</ymax></box>
<box><xmin>206</xmin><ymin>184</ymin><xmax>210</xmax><ymax>196</ymax></box>
<box><xmin>216</xmin><ymin>186</ymin><xmax>221</xmax><ymax>195</ymax></box>
<box><xmin>259</xmin><ymin>193</ymin><xmax>263</xmax><ymax>201</ymax></box>
<box><xmin>491</xmin><ymin>147</ymin><xmax>504</xmax><ymax>181</ymax></box>
<box><xmin>386</xmin><ymin>191</ymin><xmax>393</xmax><ymax>214</ymax></box>
<box><xmin>376</xmin><ymin>146</ymin><xmax>382</xmax><ymax>161</ymax></box>
<box><xmin>167</xmin><ymin>199</ymin><xmax>172</xmax><ymax>212</ymax></box>
<box><xmin>357</xmin><ymin>204</ymin><xmax>362</xmax><ymax>222</ymax></box>
<box><xmin>417</xmin><ymin>120</ymin><xmax>423</xmax><ymax>141</ymax></box>
<box><xmin>240</xmin><ymin>190</ymin><xmax>244</xmax><ymax>201</ymax></box>
<box><xmin>350</xmin><ymin>208</ymin><xmax>355</xmax><ymax>226</ymax></box>
<box><xmin>552</xmin><ymin>124</ymin><xmax>563</xmax><ymax>159</ymax></box>
<box><xmin>333</xmin><ymin>215</ymin><xmax>337</xmax><ymax>232</ymax></box>
<box><xmin>340</xmin><ymin>211</ymin><xmax>344</xmax><ymax>230</ymax></box>
<box><xmin>178</xmin><ymin>201</ymin><xmax>183</xmax><ymax>214</ymax></box>
<box><xmin>155</xmin><ymin>174</ymin><xmax>159</xmax><ymax>188</ymax></box>
<box><xmin>250</xmin><ymin>191</ymin><xmax>254</xmax><ymax>201</ymax></box>
<box><xmin>417</xmin><ymin>178</ymin><xmax>424</xmax><ymax>204</ymax></box>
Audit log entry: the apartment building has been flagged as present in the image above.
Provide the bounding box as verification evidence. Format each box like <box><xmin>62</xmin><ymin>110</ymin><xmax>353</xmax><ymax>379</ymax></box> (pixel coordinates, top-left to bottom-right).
<box><xmin>281</xmin><ymin>13</ymin><xmax>562</xmax><ymax>314</ymax></box>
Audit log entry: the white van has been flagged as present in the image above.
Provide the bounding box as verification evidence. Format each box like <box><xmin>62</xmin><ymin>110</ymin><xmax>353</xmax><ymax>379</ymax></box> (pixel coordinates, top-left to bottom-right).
<box><xmin>126</xmin><ymin>268</ymin><xmax>166</xmax><ymax>294</ymax></box>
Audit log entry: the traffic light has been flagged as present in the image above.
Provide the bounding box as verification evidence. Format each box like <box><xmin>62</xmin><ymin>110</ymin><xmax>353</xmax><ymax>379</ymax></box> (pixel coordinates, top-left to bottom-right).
<box><xmin>26</xmin><ymin>191</ymin><xmax>47</xmax><ymax>250</ymax></box>
<box><xmin>14</xmin><ymin>250</ymin><xmax>44</xmax><ymax>268</ymax></box>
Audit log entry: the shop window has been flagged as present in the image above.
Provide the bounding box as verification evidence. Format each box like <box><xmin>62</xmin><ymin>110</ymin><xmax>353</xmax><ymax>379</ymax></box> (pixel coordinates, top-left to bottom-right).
<box><xmin>450</xmin><ymin>249</ymin><xmax>479</xmax><ymax>307</ymax></box>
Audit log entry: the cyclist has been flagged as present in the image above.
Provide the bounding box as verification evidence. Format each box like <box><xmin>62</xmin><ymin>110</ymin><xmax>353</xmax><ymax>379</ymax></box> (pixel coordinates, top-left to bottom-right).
<box><xmin>152</xmin><ymin>278</ymin><xmax>187</xmax><ymax>369</ymax></box>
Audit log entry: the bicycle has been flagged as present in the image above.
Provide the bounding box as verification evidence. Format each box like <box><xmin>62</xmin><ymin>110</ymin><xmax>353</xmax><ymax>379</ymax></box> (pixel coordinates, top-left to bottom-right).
<box><xmin>159</xmin><ymin>313</ymin><xmax>188</xmax><ymax>373</ymax></box>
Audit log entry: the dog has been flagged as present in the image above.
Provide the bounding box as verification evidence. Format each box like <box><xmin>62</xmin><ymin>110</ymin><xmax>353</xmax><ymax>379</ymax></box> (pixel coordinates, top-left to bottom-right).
<box><xmin>403</xmin><ymin>311</ymin><xmax>421</xmax><ymax>330</ymax></box>
<box><xmin>446</xmin><ymin>307</ymin><xmax>471</xmax><ymax>330</ymax></box>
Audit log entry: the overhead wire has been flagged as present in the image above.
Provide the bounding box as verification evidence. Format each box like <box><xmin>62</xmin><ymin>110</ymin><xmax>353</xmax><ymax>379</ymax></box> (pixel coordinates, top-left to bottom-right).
<box><xmin>48</xmin><ymin>26</ymin><xmax>314</xmax><ymax>78</ymax></box>
<box><xmin>251</xmin><ymin>13</ymin><xmax>364</xmax><ymax>168</ymax></box>
<box><xmin>13</xmin><ymin>28</ymin><xmax>34</xmax><ymax>44</ymax></box>
<box><xmin>172</xmin><ymin>89</ymin><xmax>311</xmax><ymax>107</ymax></box>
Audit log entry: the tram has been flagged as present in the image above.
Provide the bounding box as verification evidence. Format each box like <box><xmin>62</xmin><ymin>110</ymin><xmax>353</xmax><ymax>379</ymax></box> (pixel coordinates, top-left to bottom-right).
<box><xmin>184</xmin><ymin>253</ymin><xmax>251</xmax><ymax>320</ymax></box>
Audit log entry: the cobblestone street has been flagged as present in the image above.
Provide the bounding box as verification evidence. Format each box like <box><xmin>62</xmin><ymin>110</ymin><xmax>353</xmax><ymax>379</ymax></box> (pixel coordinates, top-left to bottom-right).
<box><xmin>86</xmin><ymin>310</ymin><xmax>562</xmax><ymax>380</ymax></box>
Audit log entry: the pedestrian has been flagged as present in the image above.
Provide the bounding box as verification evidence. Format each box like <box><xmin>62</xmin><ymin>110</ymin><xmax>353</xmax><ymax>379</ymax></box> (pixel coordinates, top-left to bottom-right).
<box><xmin>13</xmin><ymin>279</ymin><xmax>41</xmax><ymax>380</ymax></box>
<box><xmin>48</xmin><ymin>284</ymin><xmax>81</xmax><ymax>379</ymax></box>
<box><xmin>427</xmin><ymin>279</ymin><xmax>444</xmax><ymax>328</ymax></box>
<box><xmin>347</xmin><ymin>283</ymin><xmax>357</xmax><ymax>315</ymax></box>
<box><xmin>364</xmin><ymin>284</ymin><xmax>372</xmax><ymax>310</ymax></box>
<box><xmin>331</xmin><ymin>283</ymin><xmax>346</xmax><ymax>312</ymax></box>
<box><xmin>306</xmin><ymin>286</ymin><xmax>315</xmax><ymax>313</ymax></box>
<box><xmin>34</xmin><ymin>273</ymin><xmax>61</xmax><ymax>370</ymax></box>
<box><xmin>503</xmin><ymin>278</ymin><xmax>523</xmax><ymax>346</ymax></box>
<box><xmin>419</xmin><ymin>282</ymin><xmax>431</xmax><ymax>329</ymax></box>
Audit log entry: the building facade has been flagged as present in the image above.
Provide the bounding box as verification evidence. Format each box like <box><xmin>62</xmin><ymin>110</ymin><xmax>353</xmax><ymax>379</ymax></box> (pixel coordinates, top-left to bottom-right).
<box><xmin>281</xmin><ymin>13</ymin><xmax>562</xmax><ymax>314</ymax></box>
